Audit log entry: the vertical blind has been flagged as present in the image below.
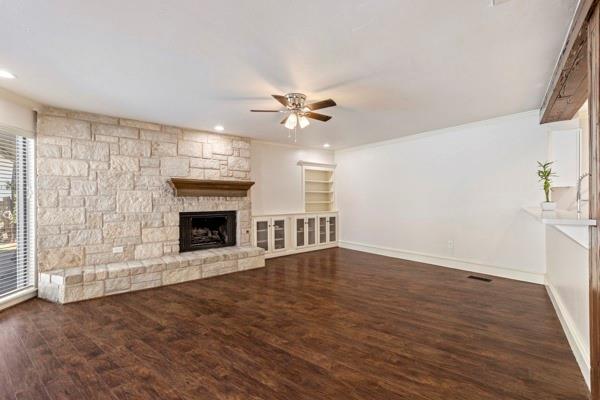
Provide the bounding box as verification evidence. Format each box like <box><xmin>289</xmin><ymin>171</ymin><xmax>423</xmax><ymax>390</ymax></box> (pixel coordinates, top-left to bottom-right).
<box><xmin>0</xmin><ymin>130</ymin><xmax>33</xmax><ymax>297</ymax></box>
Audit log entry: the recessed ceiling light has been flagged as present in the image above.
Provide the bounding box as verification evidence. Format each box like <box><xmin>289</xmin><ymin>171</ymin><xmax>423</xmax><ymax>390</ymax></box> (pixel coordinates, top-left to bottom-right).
<box><xmin>323</xmin><ymin>143</ymin><xmax>331</xmax><ymax>148</ymax></box>
<box><xmin>0</xmin><ymin>70</ymin><xmax>16</xmax><ymax>79</ymax></box>
<box><xmin>214</xmin><ymin>125</ymin><xmax>224</xmax><ymax>132</ymax></box>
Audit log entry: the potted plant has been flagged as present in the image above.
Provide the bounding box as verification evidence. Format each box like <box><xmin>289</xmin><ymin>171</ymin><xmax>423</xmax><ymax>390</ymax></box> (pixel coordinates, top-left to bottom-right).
<box><xmin>537</xmin><ymin>161</ymin><xmax>557</xmax><ymax>211</ymax></box>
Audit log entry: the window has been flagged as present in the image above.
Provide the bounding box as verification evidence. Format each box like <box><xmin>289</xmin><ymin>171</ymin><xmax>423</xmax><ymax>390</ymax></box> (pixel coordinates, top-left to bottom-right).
<box><xmin>0</xmin><ymin>131</ymin><xmax>34</xmax><ymax>299</ymax></box>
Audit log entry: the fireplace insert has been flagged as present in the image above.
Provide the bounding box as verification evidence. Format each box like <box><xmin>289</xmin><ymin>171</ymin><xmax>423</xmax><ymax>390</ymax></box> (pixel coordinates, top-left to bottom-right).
<box><xmin>179</xmin><ymin>211</ymin><xmax>236</xmax><ymax>252</ymax></box>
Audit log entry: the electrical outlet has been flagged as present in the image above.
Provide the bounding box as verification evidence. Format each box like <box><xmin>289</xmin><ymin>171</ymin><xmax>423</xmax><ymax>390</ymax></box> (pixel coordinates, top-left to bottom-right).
<box><xmin>447</xmin><ymin>240</ymin><xmax>454</xmax><ymax>250</ymax></box>
<box><xmin>112</xmin><ymin>246</ymin><xmax>124</xmax><ymax>254</ymax></box>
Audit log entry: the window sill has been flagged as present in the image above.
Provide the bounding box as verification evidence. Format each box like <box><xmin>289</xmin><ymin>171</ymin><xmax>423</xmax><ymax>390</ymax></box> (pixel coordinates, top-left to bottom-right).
<box><xmin>0</xmin><ymin>286</ymin><xmax>37</xmax><ymax>312</ymax></box>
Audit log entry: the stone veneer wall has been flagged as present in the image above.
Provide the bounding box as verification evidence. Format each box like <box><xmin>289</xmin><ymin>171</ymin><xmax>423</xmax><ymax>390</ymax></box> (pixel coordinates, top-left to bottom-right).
<box><xmin>36</xmin><ymin>107</ymin><xmax>252</xmax><ymax>272</ymax></box>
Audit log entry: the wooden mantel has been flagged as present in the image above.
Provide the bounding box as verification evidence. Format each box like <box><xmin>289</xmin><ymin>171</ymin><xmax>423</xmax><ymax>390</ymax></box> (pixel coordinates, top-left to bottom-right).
<box><xmin>168</xmin><ymin>178</ymin><xmax>255</xmax><ymax>197</ymax></box>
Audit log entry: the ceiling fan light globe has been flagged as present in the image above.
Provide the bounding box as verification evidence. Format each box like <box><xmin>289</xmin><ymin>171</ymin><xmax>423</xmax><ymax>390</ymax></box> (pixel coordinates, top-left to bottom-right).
<box><xmin>285</xmin><ymin>113</ymin><xmax>298</xmax><ymax>129</ymax></box>
<box><xmin>299</xmin><ymin>115</ymin><xmax>310</xmax><ymax>129</ymax></box>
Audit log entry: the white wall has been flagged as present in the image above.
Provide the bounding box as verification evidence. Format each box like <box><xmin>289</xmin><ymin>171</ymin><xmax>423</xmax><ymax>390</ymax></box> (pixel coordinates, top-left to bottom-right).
<box><xmin>545</xmin><ymin>225</ymin><xmax>590</xmax><ymax>387</ymax></box>
<box><xmin>335</xmin><ymin>110</ymin><xmax>578</xmax><ymax>283</ymax></box>
<box><xmin>0</xmin><ymin>88</ymin><xmax>37</xmax><ymax>137</ymax></box>
<box><xmin>250</xmin><ymin>141</ymin><xmax>334</xmax><ymax>215</ymax></box>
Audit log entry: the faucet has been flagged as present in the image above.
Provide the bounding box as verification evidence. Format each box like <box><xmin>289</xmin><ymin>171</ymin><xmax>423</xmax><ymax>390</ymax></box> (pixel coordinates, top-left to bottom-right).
<box><xmin>577</xmin><ymin>172</ymin><xmax>591</xmax><ymax>214</ymax></box>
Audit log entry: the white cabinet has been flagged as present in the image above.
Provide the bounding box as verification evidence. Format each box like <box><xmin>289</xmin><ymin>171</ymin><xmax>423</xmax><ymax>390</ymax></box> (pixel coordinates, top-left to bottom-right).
<box><xmin>318</xmin><ymin>215</ymin><xmax>328</xmax><ymax>245</ymax></box>
<box><xmin>253</xmin><ymin>212</ymin><xmax>338</xmax><ymax>259</ymax></box>
<box><xmin>272</xmin><ymin>217</ymin><xmax>287</xmax><ymax>251</ymax></box>
<box><xmin>254</xmin><ymin>218</ymin><xmax>270</xmax><ymax>252</ymax></box>
<box><xmin>317</xmin><ymin>214</ymin><xmax>337</xmax><ymax>245</ymax></box>
<box><xmin>294</xmin><ymin>215</ymin><xmax>317</xmax><ymax>248</ymax></box>
<box><xmin>252</xmin><ymin>217</ymin><xmax>288</xmax><ymax>255</ymax></box>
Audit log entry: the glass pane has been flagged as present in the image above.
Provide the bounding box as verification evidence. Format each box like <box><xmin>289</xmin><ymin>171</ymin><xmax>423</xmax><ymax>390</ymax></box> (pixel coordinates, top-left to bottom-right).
<box><xmin>256</xmin><ymin>220</ymin><xmax>269</xmax><ymax>251</ymax></box>
<box><xmin>296</xmin><ymin>218</ymin><xmax>305</xmax><ymax>247</ymax></box>
<box><xmin>0</xmin><ymin>134</ymin><xmax>30</xmax><ymax>297</ymax></box>
<box><xmin>329</xmin><ymin>217</ymin><xmax>336</xmax><ymax>242</ymax></box>
<box><xmin>307</xmin><ymin>218</ymin><xmax>316</xmax><ymax>245</ymax></box>
<box><xmin>273</xmin><ymin>219</ymin><xmax>285</xmax><ymax>250</ymax></box>
<box><xmin>319</xmin><ymin>217</ymin><xmax>327</xmax><ymax>244</ymax></box>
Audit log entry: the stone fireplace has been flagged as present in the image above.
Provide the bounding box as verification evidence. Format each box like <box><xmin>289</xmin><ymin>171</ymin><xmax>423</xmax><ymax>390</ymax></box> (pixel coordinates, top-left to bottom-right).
<box><xmin>35</xmin><ymin>107</ymin><xmax>265</xmax><ymax>304</ymax></box>
<box><xmin>179</xmin><ymin>211</ymin><xmax>236</xmax><ymax>252</ymax></box>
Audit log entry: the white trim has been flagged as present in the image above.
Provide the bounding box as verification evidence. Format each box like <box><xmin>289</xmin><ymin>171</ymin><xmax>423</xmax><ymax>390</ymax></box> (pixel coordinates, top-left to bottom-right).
<box><xmin>0</xmin><ymin>122</ymin><xmax>35</xmax><ymax>139</ymax></box>
<box><xmin>253</xmin><ymin>211</ymin><xmax>338</xmax><ymax>218</ymax></box>
<box><xmin>0</xmin><ymin>87</ymin><xmax>41</xmax><ymax>111</ymax></box>
<box><xmin>339</xmin><ymin>240</ymin><xmax>545</xmax><ymax>284</ymax></box>
<box><xmin>335</xmin><ymin>110</ymin><xmax>540</xmax><ymax>153</ymax></box>
<box><xmin>265</xmin><ymin>243</ymin><xmax>338</xmax><ymax>259</ymax></box>
<box><xmin>0</xmin><ymin>286</ymin><xmax>37</xmax><ymax>312</ymax></box>
<box><xmin>297</xmin><ymin>160</ymin><xmax>337</xmax><ymax>169</ymax></box>
<box><xmin>29</xmin><ymin>136</ymin><xmax>37</xmax><ymax>291</ymax></box>
<box><xmin>545</xmin><ymin>279</ymin><xmax>591</xmax><ymax>388</ymax></box>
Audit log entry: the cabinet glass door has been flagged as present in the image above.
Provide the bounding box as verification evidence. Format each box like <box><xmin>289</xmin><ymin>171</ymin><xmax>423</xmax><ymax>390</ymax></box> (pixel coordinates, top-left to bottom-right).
<box><xmin>319</xmin><ymin>216</ymin><xmax>327</xmax><ymax>244</ymax></box>
<box><xmin>255</xmin><ymin>220</ymin><xmax>269</xmax><ymax>251</ymax></box>
<box><xmin>296</xmin><ymin>218</ymin><xmax>305</xmax><ymax>247</ymax></box>
<box><xmin>273</xmin><ymin>219</ymin><xmax>286</xmax><ymax>251</ymax></box>
<box><xmin>307</xmin><ymin>216</ymin><xmax>316</xmax><ymax>246</ymax></box>
<box><xmin>329</xmin><ymin>216</ymin><xmax>337</xmax><ymax>242</ymax></box>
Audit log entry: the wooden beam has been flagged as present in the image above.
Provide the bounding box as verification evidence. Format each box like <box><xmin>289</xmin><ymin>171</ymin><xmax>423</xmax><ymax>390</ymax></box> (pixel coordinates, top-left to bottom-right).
<box><xmin>541</xmin><ymin>0</ymin><xmax>597</xmax><ymax>124</ymax></box>
<box><xmin>168</xmin><ymin>178</ymin><xmax>254</xmax><ymax>197</ymax></box>
<box><xmin>589</xmin><ymin>5</ymin><xmax>600</xmax><ymax>398</ymax></box>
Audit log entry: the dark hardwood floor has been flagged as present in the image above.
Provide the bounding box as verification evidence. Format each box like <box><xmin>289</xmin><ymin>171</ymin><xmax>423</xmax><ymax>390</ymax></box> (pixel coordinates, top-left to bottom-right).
<box><xmin>0</xmin><ymin>248</ymin><xmax>590</xmax><ymax>399</ymax></box>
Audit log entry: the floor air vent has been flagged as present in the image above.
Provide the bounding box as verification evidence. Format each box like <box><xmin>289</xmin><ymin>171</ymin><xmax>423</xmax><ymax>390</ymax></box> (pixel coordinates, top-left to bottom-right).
<box><xmin>468</xmin><ymin>275</ymin><xmax>492</xmax><ymax>282</ymax></box>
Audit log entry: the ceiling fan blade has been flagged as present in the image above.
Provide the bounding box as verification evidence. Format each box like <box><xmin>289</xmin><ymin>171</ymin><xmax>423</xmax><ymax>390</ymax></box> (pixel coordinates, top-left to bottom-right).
<box><xmin>250</xmin><ymin>110</ymin><xmax>280</xmax><ymax>112</ymax></box>
<box><xmin>305</xmin><ymin>112</ymin><xmax>332</xmax><ymax>122</ymax></box>
<box><xmin>272</xmin><ymin>95</ymin><xmax>289</xmax><ymax>107</ymax></box>
<box><xmin>305</xmin><ymin>99</ymin><xmax>336</xmax><ymax>111</ymax></box>
<box><xmin>280</xmin><ymin>115</ymin><xmax>289</xmax><ymax>125</ymax></box>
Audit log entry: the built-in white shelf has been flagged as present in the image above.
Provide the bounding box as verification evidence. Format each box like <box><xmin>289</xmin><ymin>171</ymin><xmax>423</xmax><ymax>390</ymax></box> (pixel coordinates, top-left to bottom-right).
<box><xmin>306</xmin><ymin>179</ymin><xmax>333</xmax><ymax>184</ymax></box>
<box><xmin>300</xmin><ymin>161</ymin><xmax>336</xmax><ymax>213</ymax></box>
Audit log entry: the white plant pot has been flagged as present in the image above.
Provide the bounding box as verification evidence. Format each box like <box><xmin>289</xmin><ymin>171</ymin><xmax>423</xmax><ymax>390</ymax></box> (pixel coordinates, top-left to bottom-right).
<box><xmin>541</xmin><ymin>201</ymin><xmax>557</xmax><ymax>211</ymax></box>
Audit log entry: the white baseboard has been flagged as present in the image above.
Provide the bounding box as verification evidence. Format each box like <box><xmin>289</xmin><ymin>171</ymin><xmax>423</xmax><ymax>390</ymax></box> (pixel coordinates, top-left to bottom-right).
<box><xmin>0</xmin><ymin>286</ymin><xmax>37</xmax><ymax>312</ymax></box>
<box><xmin>338</xmin><ymin>241</ymin><xmax>545</xmax><ymax>284</ymax></box>
<box><xmin>545</xmin><ymin>280</ymin><xmax>591</xmax><ymax>388</ymax></box>
<box><xmin>265</xmin><ymin>243</ymin><xmax>338</xmax><ymax>259</ymax></box>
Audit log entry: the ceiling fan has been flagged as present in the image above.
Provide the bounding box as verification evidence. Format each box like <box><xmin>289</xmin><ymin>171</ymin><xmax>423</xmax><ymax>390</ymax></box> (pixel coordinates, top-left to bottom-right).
<box><xmin>251</xmin><ymin>93</ymin><xmax>336</xmax><ymax>136</ymax></box>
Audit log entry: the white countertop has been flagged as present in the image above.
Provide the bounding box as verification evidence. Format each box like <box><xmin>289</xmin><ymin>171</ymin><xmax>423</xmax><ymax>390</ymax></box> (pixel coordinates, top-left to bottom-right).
<box><xmin>523</xmin><ymin>207</ymin><xmax>597</xmax><ymax>226</ymax></box>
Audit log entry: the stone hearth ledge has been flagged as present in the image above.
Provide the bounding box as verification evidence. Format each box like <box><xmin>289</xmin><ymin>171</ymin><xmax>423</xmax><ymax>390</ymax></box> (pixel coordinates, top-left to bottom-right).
<box><xmin>38</xmin><ymin>246</ymin><xmax>265</xmax><ymax>304</ymax></box>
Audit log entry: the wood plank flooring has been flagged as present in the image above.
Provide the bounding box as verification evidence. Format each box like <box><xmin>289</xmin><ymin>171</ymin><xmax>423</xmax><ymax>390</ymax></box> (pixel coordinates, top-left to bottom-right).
<box><xmin>0</xmin><ymin>248</ymin><xmax>590</xmax><ymax>399</ymax></box>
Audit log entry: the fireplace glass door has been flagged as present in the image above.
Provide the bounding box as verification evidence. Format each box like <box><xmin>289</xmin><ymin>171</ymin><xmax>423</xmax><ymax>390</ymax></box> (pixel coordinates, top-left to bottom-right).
<box><xmin>179</xmin><ymin>211</ymin><xmax>236</xmax><ymax>252</ymax></box>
